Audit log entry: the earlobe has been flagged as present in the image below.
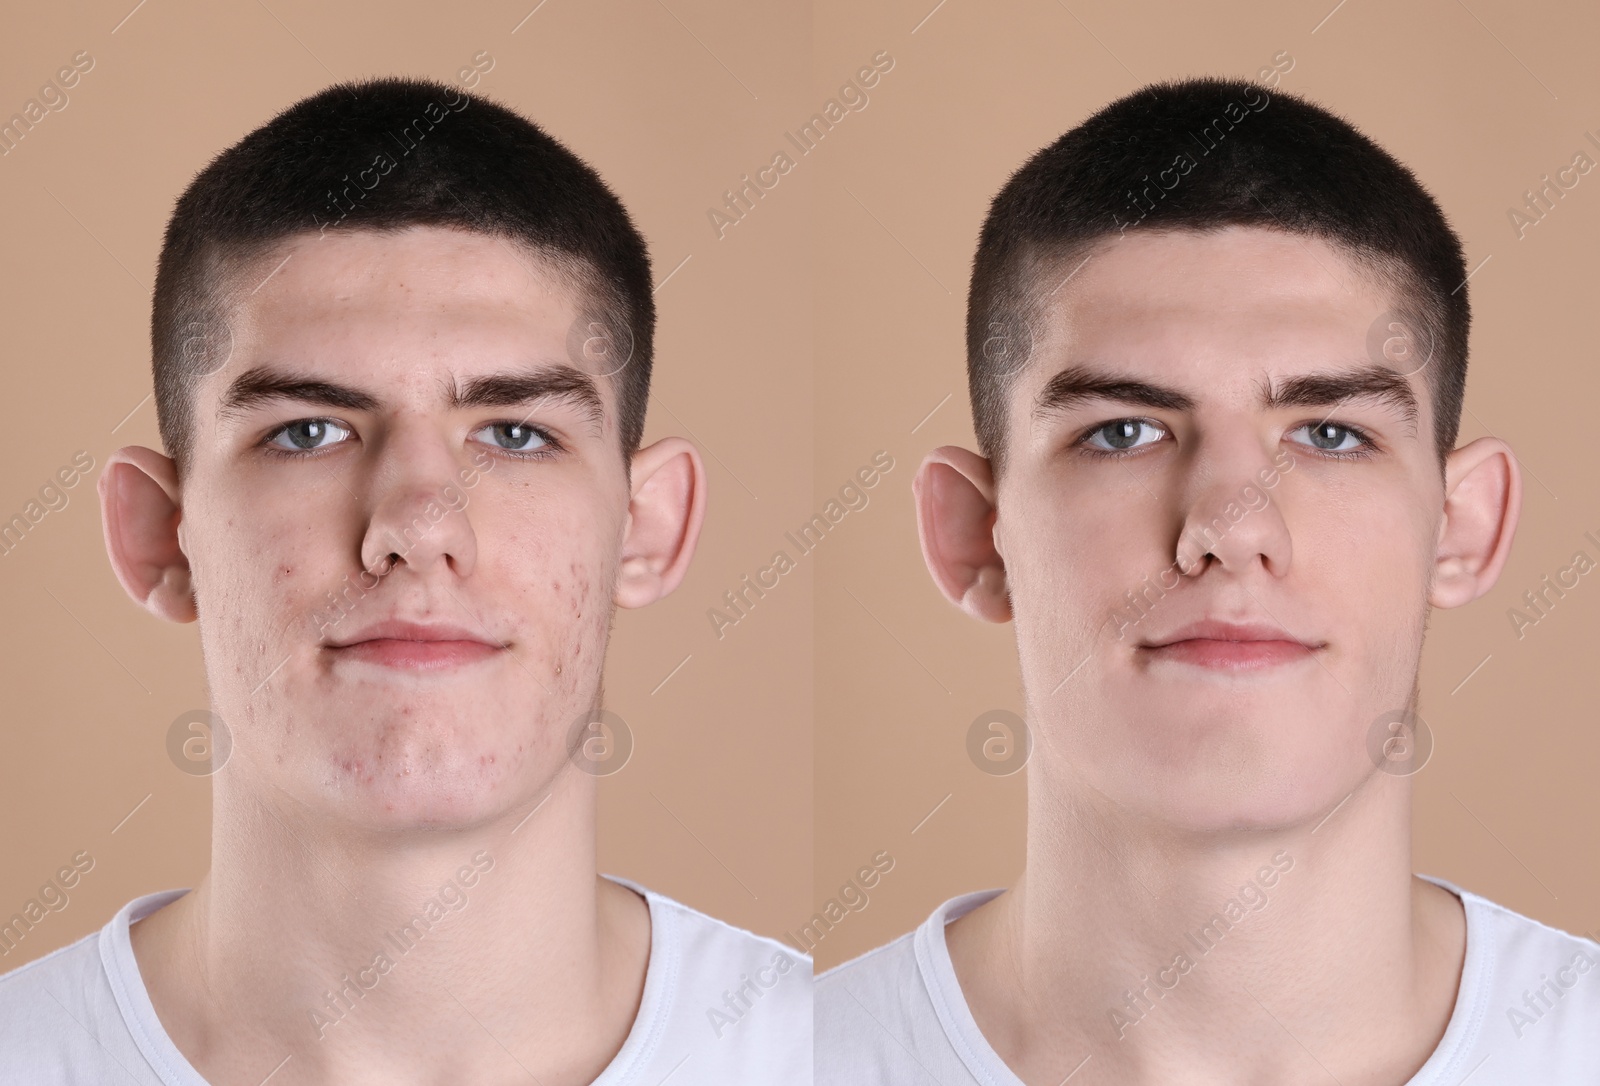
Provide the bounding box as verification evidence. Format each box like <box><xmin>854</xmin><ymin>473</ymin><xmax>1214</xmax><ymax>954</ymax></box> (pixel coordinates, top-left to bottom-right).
<box><xmin>1430</xmin><ymin>436</ymin><xmax>1522</xmax><ymax>610</ymax></box>
<box><xmin>615</xmin><ymin>437</ymin><xmax>707</xmax><ymax>609</ymax></box>
<box><xmin>913</xmin><ymin>446</ymin><xmax>1011</xmax><ymax>623</ymax></box>
<box><xmin>97</xmin><ymin>447</ymin><xmax>197</xmax><ymax>623</ymax></box>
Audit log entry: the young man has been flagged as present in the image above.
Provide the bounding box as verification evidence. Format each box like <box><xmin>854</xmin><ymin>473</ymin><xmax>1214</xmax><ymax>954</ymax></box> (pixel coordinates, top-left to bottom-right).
<box><xmin>0</xmin><ymin>79</ymin><xmax>810</xmax><ymax>1084</ymax></box>
<box><xmin>818</xmin><ymin>78</ymin><xmax>1599</xmax><ymax>1083</ymax></box>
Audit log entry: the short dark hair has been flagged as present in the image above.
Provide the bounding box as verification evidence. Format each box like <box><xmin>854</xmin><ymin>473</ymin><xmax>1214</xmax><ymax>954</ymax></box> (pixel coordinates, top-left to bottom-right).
<box><xmin>152</xmin><ymin>77</ymin><xmax>654</xmax><ymax>478</ymax></box>
<box><xmin>967</xmin><ymin>77</ymin><xmax>1469</xmax><ymax>478</ymax></box>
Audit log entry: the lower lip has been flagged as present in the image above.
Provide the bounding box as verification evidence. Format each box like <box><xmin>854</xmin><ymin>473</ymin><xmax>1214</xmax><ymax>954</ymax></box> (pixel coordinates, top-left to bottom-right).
<box><xmin>1141</xmin><ymin>639</ymin><xmax>1315</xmax><ymax>671</ymax></box>
<box><xmin>330</xmin><ymin>639</ymin><xmax>502</xmax><ymax>671</ymax></box>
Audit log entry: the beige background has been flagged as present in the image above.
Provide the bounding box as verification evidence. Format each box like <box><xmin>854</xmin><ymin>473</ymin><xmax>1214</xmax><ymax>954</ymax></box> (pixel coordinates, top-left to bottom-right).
<box><xmin>812</xmin><ymin>0</ymin><xmax>1600</xmax><ymax>969</ymax></box>
<box><xmin>3</xmin><ymin>0</ymin><xmax>1598</xmax><ymax>983</ymax></box>
<box><xmin>0</xmin><ymin>0</ymin><xmax>811</xmax><ymax>966</ymax></box>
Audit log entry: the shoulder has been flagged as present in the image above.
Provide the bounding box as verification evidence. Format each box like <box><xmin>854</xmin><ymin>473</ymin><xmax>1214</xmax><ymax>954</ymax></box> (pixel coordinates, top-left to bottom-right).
<box><xmin>818</xmin><ymin>928</ymin><xmax>919</xmax><ymax>1006</ymax></box>
<box><xmin>647</xmin><ymin>887</ymin><xmax>811</xmax><ymax>978</ymax></box>
<box><xmin>605</xmin><ymin>877</ymin><xmax>812</xmax><ymax>1085</ymax></box>
<box><xmin>639</xmin><ymin>883</ymin><xmax>813</xmax><ymax>1018</ymax></box>
<box><xmin>0</xmin><ymin>927</ymin><xmax>151</xmax><ymax>1082</ymax></box>
<box><xmin>814</xmin><ymin>889</ymin><xmax>1015</xmax><ymax>1086</ymax></box>
<box><xmin>0</xmin><ymin>925</ymin><xmax>104</xmax><ymax>1016</ymax></box>
<box><xmin>1449</xmin><ymin>877</ymin><xmax>1600</xmax><ymax>1007</ymax></box>
<box><xmin>816</xmin><ymin>929</ymin><xmax>946</xmax><ymax>1083</ymax></box>
<box><xmin>1463</xmin><ymin>886</ymin><xmax>1600</xmax><ymax>1022</ymax></box>
<box><xmin>817</xmin><ymin>887</ymin><xmax>1001</xmax><ymax>1027</ymax></box>
<box><xmin>1421</xmin><ymin>876</ymin><xmax>1600</xmax><ymax>1081</ymax></box>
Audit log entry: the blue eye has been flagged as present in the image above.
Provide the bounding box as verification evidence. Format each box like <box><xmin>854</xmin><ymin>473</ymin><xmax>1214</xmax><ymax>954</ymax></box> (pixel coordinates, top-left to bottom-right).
<box><xmin>266</xmin><ymin>418</ymin><xmax>351</xmax><ymax>452</ymax></box>
<box><xmin>1080</xmin><ymin>418</ymin><xmax>1167</xmax><ymax>456</ymax></box>
<box><xmin>1291</xmin><ymin>421</ymin><xmax>1371</xmax><ymax>455</ymax></box>
<box><xmin>475</xmin><ymin>422</ymin><xmax>551</xmax><ymax>454</ymax></box>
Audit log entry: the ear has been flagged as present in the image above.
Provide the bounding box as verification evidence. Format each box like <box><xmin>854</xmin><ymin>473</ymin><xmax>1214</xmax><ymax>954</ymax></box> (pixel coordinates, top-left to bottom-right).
<box><xmin>913</xmin><ymin>446</ymin><xmax>1011</xmax><ymax>623</ymax></box>
<box><xmin>98</xmin><ymin>446</ymin><xmax>196</xmax><ymax>623</ymax></box>
<box><xmin>615</xmin><ymin>436</ymin><xmax>707</xmax><ymax>609</ymax></box>
<box><xmin>1430</xmin><ymin>436</ymin><xmax>1522</xmax><ymax>609</ymax></box>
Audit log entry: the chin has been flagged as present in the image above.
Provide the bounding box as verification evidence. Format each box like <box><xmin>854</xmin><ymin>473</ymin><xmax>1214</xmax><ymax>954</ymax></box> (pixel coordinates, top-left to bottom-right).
<box><xmin>1097</xmin><ymin>673</ymin><xmax>1366</xmax><ymax>818</ymax></box>
<box><xmin>1120</xmin><ymin>772</ymin><xmax>1350</xmax><ymax>836</ymax></box>
<box><xmin>1058</xmin><ymin>717</ymin><xmax>1364</xmax><ymax>837</ymax></box>
<box><xmin>301</xmin><ymin>723</ymin><xmax>547</xmax><ymax>831</ymax></box>
<box><xmin>320</xmin><ymin>775</ymin><xmax>510</xmax><ymax>831</ymax></box>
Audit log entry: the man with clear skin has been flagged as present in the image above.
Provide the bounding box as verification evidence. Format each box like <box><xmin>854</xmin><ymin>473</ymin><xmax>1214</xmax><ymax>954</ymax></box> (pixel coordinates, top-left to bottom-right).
<box><xmin>0</xmin><ymin>80</ymin><xmax>810</xmax><ymax>1085</ymax></box>
<box><xmin>818</xmin><ymin>79</ymin><xmax>1599</xmax><ymax>1084</ymax></box>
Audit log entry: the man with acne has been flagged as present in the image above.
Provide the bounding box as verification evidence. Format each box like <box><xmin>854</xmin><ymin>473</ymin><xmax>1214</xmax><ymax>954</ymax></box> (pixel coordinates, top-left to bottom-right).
<box><xmin>0</xmin><ymin>79</ymin><xmax>810</xmax><ymax>1084</ymax></box>
<box><xmin>818</xmin><ymin>78</ymin><xmax>1599</xmax><ymax>1084</ymax></box>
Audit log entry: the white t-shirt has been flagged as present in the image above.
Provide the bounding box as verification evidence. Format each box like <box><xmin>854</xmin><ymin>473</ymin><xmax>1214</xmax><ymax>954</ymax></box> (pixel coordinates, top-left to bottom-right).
<box><xmin>0</xmin><ymin>875</ymin><xmax>811</xmax><ymax>1085</ymax></box>
<box><xmin>817</xmin><ymin>874</ymin><xmax>1600</xmax><ymax>1084</ymax></box>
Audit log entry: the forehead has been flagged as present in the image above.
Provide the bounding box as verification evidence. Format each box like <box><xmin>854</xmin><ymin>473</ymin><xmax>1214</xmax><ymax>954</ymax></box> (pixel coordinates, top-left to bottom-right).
<box><xmin>241</xmin><ymin>223</ymin><xmax>578</xmax><ymax>324</ymax></box>
<box><xmin>1024</xmin><ymin>226</ymin><xmax>1394</xmax><ymax>390</ymax></box>
<box><xmin>216</xmin><ymin>226</ymin><xmax>587</xmax><ymax>388</ymax></box>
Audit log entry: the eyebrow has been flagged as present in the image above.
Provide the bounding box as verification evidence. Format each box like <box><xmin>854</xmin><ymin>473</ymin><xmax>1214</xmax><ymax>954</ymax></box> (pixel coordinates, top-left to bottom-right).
<box><xmin>216</xmin><ymin>364</ymin><xmax>606</xmax><ymax>431</ymax></box>
<box><xmin>1033</xmin><ymin>363</ymin><xmax>1420</xmax><ymax>432</ymax></box>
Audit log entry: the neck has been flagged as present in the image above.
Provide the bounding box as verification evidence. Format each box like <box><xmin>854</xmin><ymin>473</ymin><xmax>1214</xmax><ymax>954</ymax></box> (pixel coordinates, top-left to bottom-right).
<box><xmin>951</xmin><ymin>763</ymin><xmax>1465</xmax><ymax>1085</ymax></box>
<box><xmin>132</xmin><ymin>764</ymin><xmax>649</xmax><ymax>1085</ymax></box>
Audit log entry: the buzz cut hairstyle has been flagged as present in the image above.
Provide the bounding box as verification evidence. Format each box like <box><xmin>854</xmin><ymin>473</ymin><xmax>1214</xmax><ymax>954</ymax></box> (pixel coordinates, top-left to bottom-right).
<box><xmin>967</xmin><ymin>76</ymin><xmax>1471</xmax><ymax>478</ymax></box>
<box><xmin>151</xmin><ymin>76</ymin><xmax>654</xmax><ymax>478</ymax></box>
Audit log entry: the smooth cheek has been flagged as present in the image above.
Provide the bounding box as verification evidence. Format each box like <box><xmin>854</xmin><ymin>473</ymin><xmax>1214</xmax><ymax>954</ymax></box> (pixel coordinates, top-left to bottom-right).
<box><xmin>1006</xmin><ymin>471</ymin><xmax>1147</xmax><ymax>665</ymax></box>
<box><xmin>1298</xmin><ymin>482</ymin><xmax>1434</xmax><ymax>700</ymax></box>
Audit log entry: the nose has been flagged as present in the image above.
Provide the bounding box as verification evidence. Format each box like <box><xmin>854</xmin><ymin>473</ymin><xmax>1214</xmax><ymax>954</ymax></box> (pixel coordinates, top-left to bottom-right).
<box><xmin>1172</xmin><ymin>434</ymin><xmax>1292</xmax><ymax>580</ymax></box>
<box><xmin>359</xmin><ymin>422</ymin><xmax>478</xmax><ymax>580</ymax></box>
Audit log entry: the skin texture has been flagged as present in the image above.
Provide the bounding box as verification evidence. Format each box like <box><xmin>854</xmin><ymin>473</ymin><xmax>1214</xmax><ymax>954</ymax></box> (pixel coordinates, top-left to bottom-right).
<box><xmin>99</xmin><ymin>226</ymin><xmax>707</xmax><ymax>1085</ymax></box>
<box><xmin>914</xmin><ymin>226</ymin><xmax>1521</xmax><ymax>1084</ymax></box>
